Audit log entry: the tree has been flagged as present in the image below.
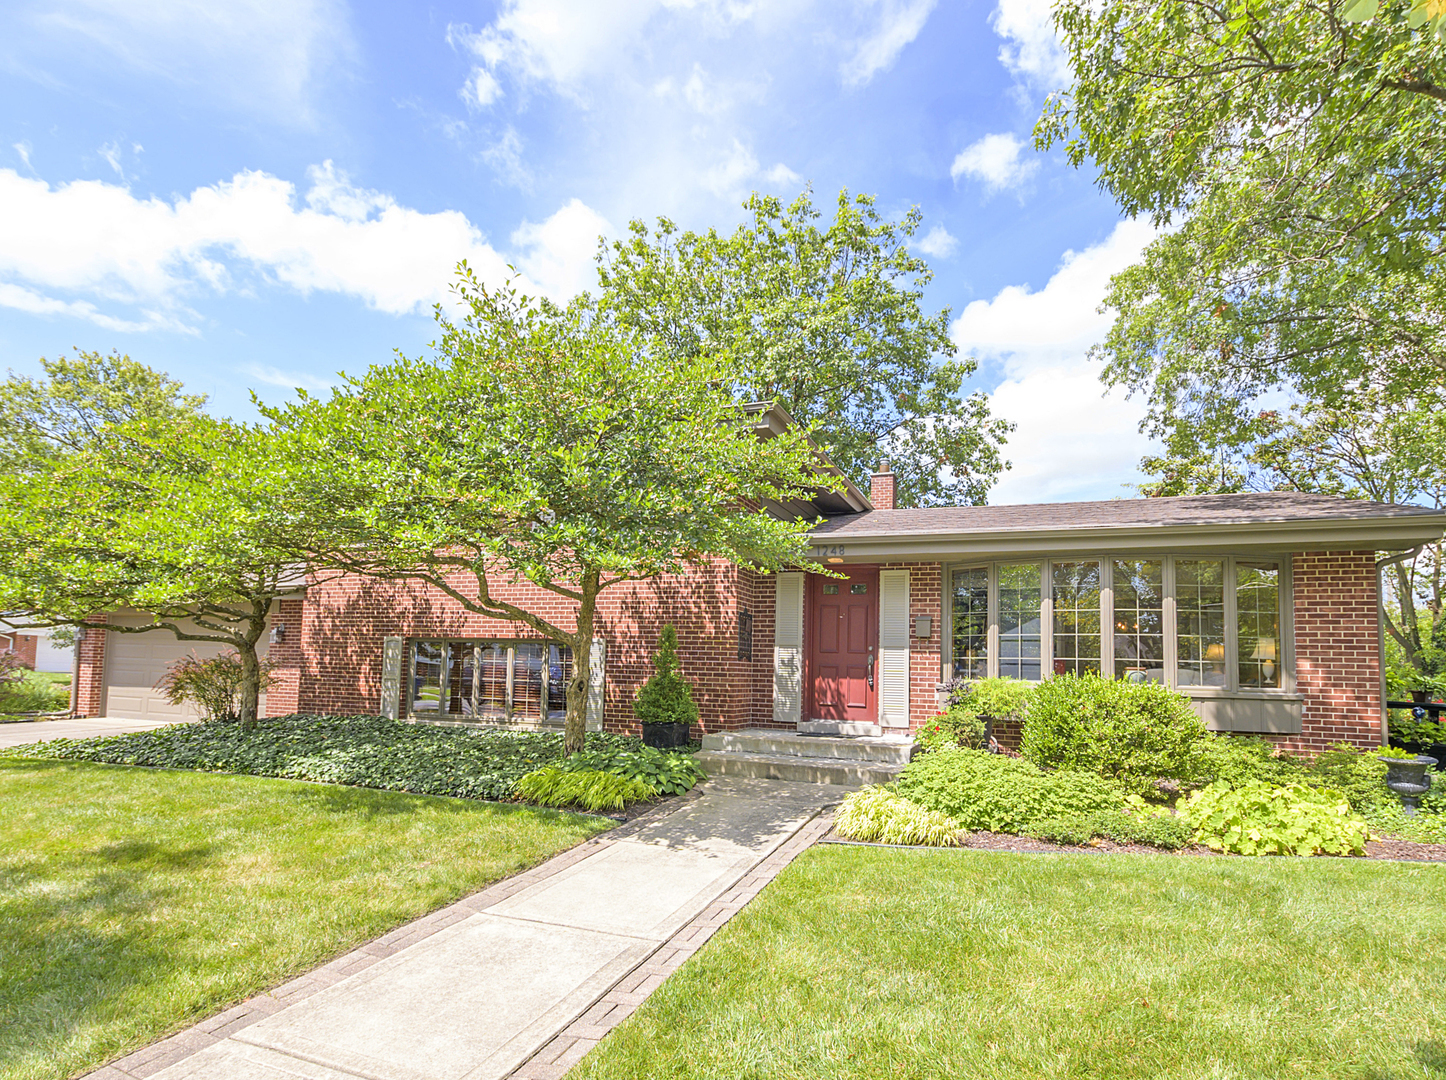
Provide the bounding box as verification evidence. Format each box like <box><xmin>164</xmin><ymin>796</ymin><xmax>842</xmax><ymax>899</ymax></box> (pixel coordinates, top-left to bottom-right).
<box><xmin>0</xmin><ymin>353</ymin><xmax>305</xmax><ymax>727</ymax></box>
<box><xmin>593</xmin><ymin>189</ymin><xmax>1011</xmax><ymax>507</ymax></box>
<box><xmin>265</xmin><ymin>268</ymin><xmax>830</xmax><ymax>753</ymax></box>
<box><xmin>1037</xmin><ymin>0</ymin><xmax>1446</xmax><ymax>449</ymax></box>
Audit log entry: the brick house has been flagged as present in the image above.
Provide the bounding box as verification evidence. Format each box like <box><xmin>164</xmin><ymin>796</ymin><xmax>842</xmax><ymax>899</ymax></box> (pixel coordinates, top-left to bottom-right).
<box><xmin>73</xmin><ymin>409</ymin><xmax>1446</xmax><ymax>753</ymax></box>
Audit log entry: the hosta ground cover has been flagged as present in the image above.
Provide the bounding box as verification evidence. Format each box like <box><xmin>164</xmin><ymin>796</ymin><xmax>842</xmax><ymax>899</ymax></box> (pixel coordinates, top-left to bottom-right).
<box><xmin>0</xmin><ymin>757</ymin><xmax>609</xmax><ymax>1080</ymax></box>
<box><xmin>575</xmin><ymin>844</ymin><xmax>1446</xmax><ymax>1080</ymax></box>
<box><xmin>2</xmin><ymin>713</ymin><xmax>643</xmax><ymax>801</ymax></box>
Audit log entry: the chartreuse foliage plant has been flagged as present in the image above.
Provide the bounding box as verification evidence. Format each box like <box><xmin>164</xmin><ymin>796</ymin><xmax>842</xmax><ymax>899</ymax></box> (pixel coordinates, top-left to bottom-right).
<box><xmin>1178</xmin><ymin>781</ymin><xmax>1369</xmax><ymax>856</ymax></box>
<box><xmin>513</xmin><ymin>766</ymin><xmax>655</xmax><ymax>812</ymax></box>
<box><xmin>264</xmin><ymin>269</ymin><xmax>829</xmax><ymax>753</ymax></box>
<box><xmin>833</xmin><ymin>787</ymin><xmax>960</xmax><ymax>846</ymax></box>
<box><xmin>556</xmin><ymin>743</ymin><xmax>705</xmax><ymax>796</ymax></box>
<box><xmin>633</xmin><ymin>624</ymin><xmax>699</xmax><ymax>730</ymax></box>
<box><xmin>893</xmin><ymin>749</ymin><xmax>1125</xmax><ymax>833</ymax></box>
<box><xmin>1021</xmin><ymin>674</ymin><xmax>1208</xmax><ymax>796</ymax></box>
<box><xmin>0</xmin><ymin>757</ymin><xmax>608</xmax><ymax>1080</ymax></box>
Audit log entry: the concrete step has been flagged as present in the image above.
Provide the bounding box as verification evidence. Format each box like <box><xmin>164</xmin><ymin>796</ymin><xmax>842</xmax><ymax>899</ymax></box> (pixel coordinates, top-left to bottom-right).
<box><xmin>700</xmin><ymin>729</ymin><xmax>915</xmax><ymax>765</ymax></box>
<box><xmin>694</xmin><ymin>749</ymin><xmax>904</xmax><ymax>787</ymax></box>
<box><xmin>798</xmin><ymin>720</ymin><xmax>882</xmax><ymax>737</ymax></box>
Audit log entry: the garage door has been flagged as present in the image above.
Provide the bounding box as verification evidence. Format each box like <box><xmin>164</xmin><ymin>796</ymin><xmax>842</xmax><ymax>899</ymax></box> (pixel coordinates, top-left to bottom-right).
<box><xmin>102</xmin><ymin>614</ymin><xmax>271</xmax><ymax>721</ymax></box>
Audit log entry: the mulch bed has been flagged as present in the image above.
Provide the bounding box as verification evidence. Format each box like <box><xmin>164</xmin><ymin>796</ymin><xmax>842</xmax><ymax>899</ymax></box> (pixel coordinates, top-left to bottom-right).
<box><xmin>824</xmin><ymin>828</ymin><xmax>1446</xmax><ymax>862</ymax></box>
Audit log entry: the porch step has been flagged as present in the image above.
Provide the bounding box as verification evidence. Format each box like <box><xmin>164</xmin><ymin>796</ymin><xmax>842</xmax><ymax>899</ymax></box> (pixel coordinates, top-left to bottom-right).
<box><xmin>693</xmin><ymin>749</ymin><xmax>905</xmax><ymax>787</ymax></box>
<box><xmin>798</xmin><ymin>720</ymin><xmax>883</xmax><ymax>737</ymax></box>
<box><xmin>701</xmin><ymin>729</ymin><xmax>914</xmax><ymax>765</ymax></box>
<box><xmin>696</xmin><ymin>728</ymin><xmax>915</xmax><ymax>787</ymax></box>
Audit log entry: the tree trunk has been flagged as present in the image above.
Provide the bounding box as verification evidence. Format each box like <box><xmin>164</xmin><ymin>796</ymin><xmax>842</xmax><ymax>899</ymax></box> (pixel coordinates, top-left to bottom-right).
<box><xmin>236</xmin><ymin>600</ymin><xmax>270</xmax><ymax>730</ymax></box>
<box><xmin>563</xmin><ymin>570</ymin><xmax>600</xmax><ymax>755</ymax></box>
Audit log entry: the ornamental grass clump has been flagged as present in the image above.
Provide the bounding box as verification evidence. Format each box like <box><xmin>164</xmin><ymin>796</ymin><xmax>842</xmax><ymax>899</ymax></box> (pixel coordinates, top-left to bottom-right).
<box><xmin>893</xmin><ymin>748</ymin><xmax>1125</xmax><ymax>833</ymax></box>
<box><xmin>833</xmin><ymin>786</ymin><xmax>960</xmax><ymax>846</ymax></box>
<box><xmin>557</xmin><ymin>743</ymin><xmax>705</xmax><ymax>795</ymax></box>
<box><xmin>633</xmin><ymin>624</ymin><xmax>699</xmax><ymax>731</ymax></box>
<box><xmin>514</xmin><ymin>765</ymin><xmax>655</xmax><ymax>812</ymax></box>
<box><xmin>1021</xmin><ymin>673</ymin><xmax>1207</xmax><ymax>796</ymax></box>
<box><xmin>1177</xmin><ymin>780</ymin><xmax>1368</xmax><ymax>856</ymax></box>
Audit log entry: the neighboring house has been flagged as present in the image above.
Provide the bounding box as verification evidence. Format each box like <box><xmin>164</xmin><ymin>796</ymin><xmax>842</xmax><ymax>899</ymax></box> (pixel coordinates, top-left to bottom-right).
<box><xmin>70</xmin><ymin>408</ymin><xmax>1446</xmax><ymax>751</ymax></box>
<box><xmin>1</xmin><ymin>630</ymin><xmax>38</xmax><ymax>670</ymax></box>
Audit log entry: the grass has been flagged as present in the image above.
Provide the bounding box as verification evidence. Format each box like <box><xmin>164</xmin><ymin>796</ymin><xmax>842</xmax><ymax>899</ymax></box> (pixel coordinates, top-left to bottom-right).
<box><xmin>0</xmin><ymin>757</ymin><xmax>611</xmax><ymax>1080</ymax></box>
<box><xmin>575</xmin><ymin>844</ymin><xmax>1446</xmax><ymax>1080</ymax></box>
<box><xmin>0</xmin><ymin>670</ymin><xmax>70</xmax><ymax>718</ymax></box>
<box><xmin>2</xmin><ymin>714</ymin><xmax>649</xmax><ymax>801</ymax></box>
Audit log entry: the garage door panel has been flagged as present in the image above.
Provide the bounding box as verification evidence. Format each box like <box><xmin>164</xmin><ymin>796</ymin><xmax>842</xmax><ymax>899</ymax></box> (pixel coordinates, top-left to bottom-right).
<box><xmin>102</xmin><ymin>614</ymin><xmax>271</xmax><ymax>721</ymax></box>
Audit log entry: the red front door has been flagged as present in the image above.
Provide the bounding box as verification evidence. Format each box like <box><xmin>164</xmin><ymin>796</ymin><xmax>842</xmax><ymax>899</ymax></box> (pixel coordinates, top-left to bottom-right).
<box><xmin>807</xmin><ymin>568</ymin><xmax>878</xmax><ymax>724</ymax></box>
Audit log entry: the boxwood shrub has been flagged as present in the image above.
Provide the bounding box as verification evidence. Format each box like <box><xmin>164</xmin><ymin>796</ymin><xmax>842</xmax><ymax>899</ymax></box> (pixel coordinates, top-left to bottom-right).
<box><xmin>1021</xmin><ymin>674</ymin><xmax>1207</xmax><ymax>796</ymax></box>
<box><xmin>893</xmin><ymin>748</ymin><xmax>1125</xmax><ymax>833</ymax></box>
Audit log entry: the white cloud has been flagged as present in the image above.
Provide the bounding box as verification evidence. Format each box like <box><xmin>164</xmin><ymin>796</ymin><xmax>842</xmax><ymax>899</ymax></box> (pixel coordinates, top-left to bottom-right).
<box><xmin>990</xmin><ymin>0</ymin><xmax>1070</xmax><ymax>88</ymax></box>
<box><xmin>462</xmin><ymin>67</ymin><xmax>503</xmax><ymax>109</ymax></box>
<box><xmin>951</xmin><ymin>218</ymin><xmax>1156</xmax><ymax>374</ymax></box>
<box><xmin>479</xmin><ymin>128</ymin><xmax>531</xmax><ymax>188</ymax></box>
<box><xmin>950</xmin><ymin>132</ymin><xmax>1039</xmax><ymax>193</ymax></box>
<box><xmin>702</xmin><ymin>139</ymin><xmax>761</xmax><ymax>197</ymax></box>
<box><xmin>761</xmin><ymin>162</ymin><xmax>803</xmax><ymax>188</ymax></box>
<box><xmin>841</xmin><ymin>0</ymin><xmax>937</xmax><ymax>86</ymax></box>
<box><xmin>244</xmin><ymin>363</ymin><xmax>342</xmax><ymax>394</ymax></box>
<box><xmin>949</xmin><ymin>219</ymin><xmax>1161</xmax><ymax>503</ymax></box>
<box><xmin>12</xmin><ymin>142</ymin><xmax>33</xmax><ymax>171</ymax></box>
<box><xmin>0</xmin><ymin>163</ymin><xmax>519</xmax><ymax>327</ymax></box>
<box><xmin>26</xmin><ymin>0</ymin><xmax>353</xmax><ymax>123</ymax></box>
<box><xmin>916</xmin><ymin>224</ymin><xmax>957</xmax><ymax>258</ymax></box>
<box><xmin>0</xmin><ymin>282</ymin><xmax>192</xmax><ymax>333</ymax></box>
<box><xmin>511</xmin><ymin>197</ymin><xmax>613</xmax><ymax>301</ymax></box>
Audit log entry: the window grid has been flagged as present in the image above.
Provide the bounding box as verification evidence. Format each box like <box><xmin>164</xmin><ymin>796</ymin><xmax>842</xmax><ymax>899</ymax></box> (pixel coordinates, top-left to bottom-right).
<box><xmin>1050</xmin><ymin>561</ymin><xmax>1102</xmax><ymax>677</ymax></box>
<box><xmin>408</xmin><ymin>639</ymin><xmax>573</xmax><ymax>722</ymax></box>
<box><xmin>1112</xmin><ymin>559</ymin><xmax>1165</xmax><ymax>683</ymax></box>
<box><xmin>946</xmin><ymin>556</ymin><xmax>1287</xmax><ymax>694</ymax></box>
<box><xmin>951</xmin><ymin>567</ymin><xmax>989</xmax><ymax>680</ymax></box>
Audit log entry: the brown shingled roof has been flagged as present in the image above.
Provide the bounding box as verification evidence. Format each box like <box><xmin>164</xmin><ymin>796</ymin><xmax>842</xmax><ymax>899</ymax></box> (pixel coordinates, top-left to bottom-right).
<box><xmin>809</xmin><ymin>491</ymin><xmax>1443</xmax><ymax>538</ymax></box>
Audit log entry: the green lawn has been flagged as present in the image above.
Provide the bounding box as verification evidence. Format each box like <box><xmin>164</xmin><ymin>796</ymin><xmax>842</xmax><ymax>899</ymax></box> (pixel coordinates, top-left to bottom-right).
<box><xmin>576</xmin><ymin>845</ymin><xmax>1446</xmax><ymax>1080</ymax></box>
<box><xmin>0</xmin><ymin>757</ymin><xmax>611</xmax><ymax>1080</ymax></box>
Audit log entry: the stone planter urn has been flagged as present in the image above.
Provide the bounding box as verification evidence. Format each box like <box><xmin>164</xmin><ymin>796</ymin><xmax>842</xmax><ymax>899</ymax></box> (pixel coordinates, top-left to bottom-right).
<box><xmin>1384</xmin><ymin>754</ymin><xmax>1437</xmax><ymax>814</ymax></box>
<box><xmin>641</xmin><ymin>722</ymin><xmax>691</xmax><ymax>749</ymax></box>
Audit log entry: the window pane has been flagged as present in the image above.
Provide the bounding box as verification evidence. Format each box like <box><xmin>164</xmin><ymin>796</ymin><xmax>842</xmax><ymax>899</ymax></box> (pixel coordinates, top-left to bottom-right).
<box><xmin>1237</xmin><ymin>561</ymin><xmax>1281</xmax><ymax>689</ymax></box>
<box><xmin>513</xmin><ymin>643</ymin><xmax>544</xmax><ymax>718</ymax></box>
<box><xmin>410</xmin><ymin>641</ymin><xmax>444</xmax><ymax>714</ymax></box>
<box><xmin>1113</xmin><ymin>560</ymin><xmax>1165</xmax><ymax>683</ymax></box>
<box><xmin>1051</xmin><ymin>561</ymin><xmax>1101</xmax><ymax>676</ymax></box>
<box><xmin>548</xmin><ymin>644</ymin><xmax>573</xmax><ymax>719</ymax></box>
<box><xmin>951</xmin><ymin>567</ymin><xmax>989</xmax><ymax>679</ymax></box>
<box><xmin>999</xmin><ymin>563</ymin><xmax>1043</xmax><ymax>680</ymax></box>
<box><xmin>476</xmin><ymin>643</ymin><xmax>508</xmax><ymax>720</ymax></box>
<box><xmin>1176</xmin><ymin>559</ymin><xmax>1226</xmax><ymax>687</ymax></box>
<box><xmin>447</xmin><ymin>643</ymin><xmax>476</xmax><ymax>717</ymax></box>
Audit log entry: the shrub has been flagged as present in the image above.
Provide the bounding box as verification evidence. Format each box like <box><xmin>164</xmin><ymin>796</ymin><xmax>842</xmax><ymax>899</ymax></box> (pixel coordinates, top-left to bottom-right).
<box><xmin>1195</xmin><ymin>734</ymin><xmax>1309</xmax><ymax>788</ymax></box>
<box><xmin>893</xmin><ymin>748</ymin><xmax>1125</xmax><ymax>833</ymax></box>
<box><xmin>1024</xmin><ymin>809</ymin><xmax>1193</xmax><ymax>850</ymax></box>
<box><xmin>833</xmin><ymin>787</ymin><xmax>960</xmax><ymax>846</ymax></box>
<box><xmin>514</xmin><ymin>765</ymin><xmax>655</xmax><ymax>811</ymax></box>
<box><xmin>1177</xmin><ymin>781</ymin><xmax>1368</xmax><ymax>856</ymax></box>
<box><xmin>959</xmin><ymin>676</ymin><xmax>1034</xmax><ymax>722</ymax></box>
<box><xmin>913</xmin><ymin>708</ymin><xmax>985</xmax><ymax>752</ymax></box>
<box><xmin>633</xmin><ymin>624</ymin><xmax>699</xmax><ymax>729</ymax></box>
<box><xmin>1021</xmin><ymin>674</ymin><xmax>1208</xmax><ymax>796</ymax></box>
<box><xmin>558</xmin><ymin>744</ymin><xmax>705</xmax><ymax>795</ymax></box>
<box><xmin>0</xmin><ymin>666</ymin><xmax>70</xmax><ymax>714</ymax></box>
<box><xmin>155</xmin><ymin>651</ymin><xmax>274</xmax><ymax>723</ymax></box>
<box><xmin>913</xmin><ymin>718</ymin><xmax>960</xmax><ymax>754</ymax></box>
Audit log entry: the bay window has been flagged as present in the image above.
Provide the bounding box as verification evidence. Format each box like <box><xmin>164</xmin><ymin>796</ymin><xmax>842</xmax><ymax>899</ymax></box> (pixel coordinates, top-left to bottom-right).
<box><xmin>407</xmin><ymin>639</ymin><xmax>574</xmax><ymax>722</ymax></box>
<box><xmin>949</xmin><ymin>555</ymin><xmax>1290</xmax><ymax>695</ymax></box>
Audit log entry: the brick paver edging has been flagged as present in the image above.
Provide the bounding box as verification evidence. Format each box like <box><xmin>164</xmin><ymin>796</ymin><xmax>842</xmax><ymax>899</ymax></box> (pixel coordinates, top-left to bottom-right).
<box><xmin>83</xmin><ymin>788</ymin><xmax>832</xmax><ymax>1080</ymax></box>
<box><xmin>507</xmin><ymin>808</ymin><xmax>836</xmax><ymax>1080</ymax></box>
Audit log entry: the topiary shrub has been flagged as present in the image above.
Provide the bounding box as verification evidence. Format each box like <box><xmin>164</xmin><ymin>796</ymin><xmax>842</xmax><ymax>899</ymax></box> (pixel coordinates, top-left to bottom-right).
<box><xmin>833</xmin><ymin>786</ymin><xmax>960</xmax><ymax>846</ymax></box>
<box><xmin>893</xmin><ymin>748</ymin><xmax>1125</xmax><ymax>833</ymax></box>
<box><xmin>1177</xmin><ymin>780</ymin><xmax>1368</xmax><ymax>856</ymax></box>
<box><xmin>633</xmin><ymin>624</ymin><xmax>699</xmax><ymax>730</ymax></box>
<box><xmin>1020</xmin><ymin>674</ymin><xmax>1207</xmax><ymax>796</ymax></box>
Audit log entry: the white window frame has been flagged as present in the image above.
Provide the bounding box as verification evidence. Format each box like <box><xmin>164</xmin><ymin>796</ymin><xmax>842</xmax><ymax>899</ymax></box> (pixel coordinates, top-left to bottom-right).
<box><xmin>944</xmin><ymin>554</ymin><xmax>1295</xmax><ymax>699</ymax></box>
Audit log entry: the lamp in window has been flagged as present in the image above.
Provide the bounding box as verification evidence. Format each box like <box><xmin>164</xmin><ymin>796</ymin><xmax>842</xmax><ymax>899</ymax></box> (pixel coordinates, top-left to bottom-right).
<box><xmin>1250</xmin><ymin>637</ymin><xmax>1276</xmax><ymax>684</ymax></box>
<box><xmin>1204</xmin><ymin>642</ymin><xmax>1226</xmax><ymax>678</ymax></box>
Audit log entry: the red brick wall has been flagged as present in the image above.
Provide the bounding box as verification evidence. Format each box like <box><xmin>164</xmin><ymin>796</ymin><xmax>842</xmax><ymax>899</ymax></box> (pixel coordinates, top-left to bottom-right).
<box><xmin>740</xmin><ymin>568</ymin><xmax>790</xmax><ymax>730</ymax></box>
<box><xmin>74</xmin><ymin>616</ymin><xmax>108</xmax><ymax>716</ymax></box>
<box><xmin>1279</xmin><ymin>550</ymin><xmax>1382</xmax><ymax>753</ymax></box>
<box><xmin>4</xmin><ymin>634</ymin><xmax>38</xmax><ymax>670</ymax></box>
<box><xmin>263</xmin><ymin>598</ymin><xmax>305</xmax><ymax>717</ymax></box>
<box><xmin>294</xmin><ymin>561</ymin><xmax>749</xmax><ymax>735</ymax></box>
<box><xmin>894</xmin><ymin>562</ymin><xmax>944</xmax><ymax>729</ymax></box>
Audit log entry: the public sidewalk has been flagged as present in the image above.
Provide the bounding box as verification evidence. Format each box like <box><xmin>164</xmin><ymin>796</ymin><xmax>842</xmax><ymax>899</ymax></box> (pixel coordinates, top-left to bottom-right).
<box><xmin>87</xmin><ymin>776</ymin><xmax>842</xmax><ymax>1080</ymax></box>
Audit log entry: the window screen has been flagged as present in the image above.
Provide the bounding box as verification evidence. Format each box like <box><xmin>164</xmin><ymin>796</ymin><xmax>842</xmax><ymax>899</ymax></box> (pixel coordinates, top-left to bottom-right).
<box><xmin>1175</xmin><ymin>559</ymin><xmax>1227</xmax><ymax>687</ymax></box>
<box><xmin>998</xmin><ymin>563</ymin><xmax>1042</xmax><ymax>680</ymax></box>
<box><xmin>1051</xmin><ymin>561</ymin><xmax>1101</xmax><ymax>676</ymax></box>
<box><xmin>951</xmin><ymin>567</ymin><xmax>989</xmax><ymax>679</ymax></box>
<box><xmin>1113</xmin><ymin>560</ymin><xmax>1164</xmax><ymax>683</ymax></box>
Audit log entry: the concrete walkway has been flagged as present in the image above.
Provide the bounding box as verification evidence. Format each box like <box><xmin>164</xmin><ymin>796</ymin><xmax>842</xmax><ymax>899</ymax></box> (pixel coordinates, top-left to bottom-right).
<box><xmin>0</xmin><ymin>715</ymin><xmax>185</xmax><ymax>748</ymax></box>
<box><xmin>89</xmin><ymin>776</ymin><xmax>842</xmax><ymax>1080</ymax></box>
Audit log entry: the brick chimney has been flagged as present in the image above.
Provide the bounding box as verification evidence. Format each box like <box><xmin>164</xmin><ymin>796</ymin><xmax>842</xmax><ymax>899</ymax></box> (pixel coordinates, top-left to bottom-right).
<box><xmin>869</xmin><ymin>459</ymin><xmax>895</xmax><ymax>510</ymax></box>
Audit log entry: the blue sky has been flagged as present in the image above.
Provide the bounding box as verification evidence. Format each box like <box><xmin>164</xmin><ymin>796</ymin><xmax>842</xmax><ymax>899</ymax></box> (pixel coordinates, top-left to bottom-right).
<box><xmin>0</xmin><ymin>0</ymin><xmax>1161</xmax><ymax>503</ymax></box>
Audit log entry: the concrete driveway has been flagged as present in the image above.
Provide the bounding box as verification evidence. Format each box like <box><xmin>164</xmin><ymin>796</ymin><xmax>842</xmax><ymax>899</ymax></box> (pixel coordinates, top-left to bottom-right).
<box><xmin>0</xmin><ymin>716</ymin><xmax>187</xmax><ymax>748</ymax></box>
